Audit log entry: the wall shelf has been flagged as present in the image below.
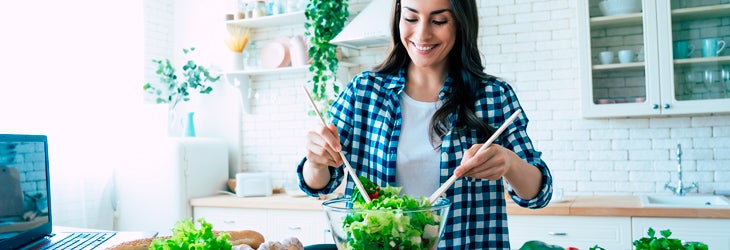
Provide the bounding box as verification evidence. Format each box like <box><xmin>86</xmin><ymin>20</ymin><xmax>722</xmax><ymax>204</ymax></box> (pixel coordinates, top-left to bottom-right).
<box><xmin>226</xmin><ymin>65</ymin><xmax>309</xmax><ymax>77</ymax></box>
<box><xmin>672</xmin><ymin>4</ymin><xmax>730</xmax><ymax>22</ymax></box>
<box><xmin>225</xmin><ymin>11</ymin><xmax>305</xmax><ymax>28</ymax></box>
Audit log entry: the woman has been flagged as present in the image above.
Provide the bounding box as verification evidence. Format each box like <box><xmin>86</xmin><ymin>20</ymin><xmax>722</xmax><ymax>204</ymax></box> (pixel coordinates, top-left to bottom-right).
<box><xmin>296</xmin><ymin>0</ymin><xmax>552</xmax><ymax>248</ymax></box>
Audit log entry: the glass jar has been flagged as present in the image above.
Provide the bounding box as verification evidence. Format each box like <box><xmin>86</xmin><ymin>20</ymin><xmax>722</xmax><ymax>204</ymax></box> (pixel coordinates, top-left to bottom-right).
<box><xmin>243</xmin><ymin>41</ymin><xmax>260</xmax><ymax>69</ymax></box>
<box><xmin>252</xmin><ymin>0</ymin><xmax>267</xmax><ymax>18</ymax></box>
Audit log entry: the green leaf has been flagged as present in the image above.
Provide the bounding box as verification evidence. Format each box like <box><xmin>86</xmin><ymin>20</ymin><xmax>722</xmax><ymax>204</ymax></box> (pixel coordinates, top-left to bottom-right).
<box><xmin>659</xmin><ymin>229</ymin><xmax>672</xmax><ymax>238</ymax></box>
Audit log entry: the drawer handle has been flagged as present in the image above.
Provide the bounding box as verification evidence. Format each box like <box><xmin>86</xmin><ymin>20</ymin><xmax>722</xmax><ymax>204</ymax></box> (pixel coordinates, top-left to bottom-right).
<box><xmin>288</xmin><ymin>226</ymin><xmax>302</xmax><ymax>230</ymax></box>
<box><xmin>548</xmin><ymin>232</ymin><xmax>567</xmax><ymax>236</ymax></box>
<box><xmin>223</xmin><ymin>220</ymin><xmax>236</xmax><ymax>224</ymax></box>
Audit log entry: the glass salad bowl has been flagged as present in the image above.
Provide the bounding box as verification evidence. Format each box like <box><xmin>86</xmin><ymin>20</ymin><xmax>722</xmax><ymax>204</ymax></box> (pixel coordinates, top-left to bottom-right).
<box><xmin>322</xmin><ymin>197</ymin><xmax>451</xmax><ymax>250</ymax></box>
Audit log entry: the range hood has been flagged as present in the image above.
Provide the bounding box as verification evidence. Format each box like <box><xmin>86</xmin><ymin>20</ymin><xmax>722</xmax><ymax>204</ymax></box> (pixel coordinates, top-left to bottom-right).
<box><xmin>330</xmin><ymin>0</ymin><xmax>393</xmax><ymax>49</ymax></box>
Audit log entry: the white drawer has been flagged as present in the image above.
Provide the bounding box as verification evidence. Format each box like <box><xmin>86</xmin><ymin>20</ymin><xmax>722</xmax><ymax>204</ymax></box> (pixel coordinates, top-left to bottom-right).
<box><xmin>193</xmin><ymin>207</ymin><xmax>269</xmax><ymax>233</ymax></box>
<box><xmin>268</xmin><ymin>210</ymin><xmax>328</xmax><ymax>245</ymax></box>
<box><xmin>509</xmin><ymin>215</ymin><xmax>632</xmax><ymax>250</ymax></box>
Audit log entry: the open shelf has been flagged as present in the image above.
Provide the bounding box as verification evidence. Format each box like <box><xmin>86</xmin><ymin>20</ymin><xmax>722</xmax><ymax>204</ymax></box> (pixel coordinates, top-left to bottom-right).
<box><xmin>592</xmin><ymin>61</ymin><xmax>645</xmax><ymax>71</ymax></box>
<box><xmin>590</xmin><ymin>13</ymin><xmax>643</xmax><ymax>29</ymax></box>
<box><xmin>225</xmin><ymin>11</ymin><xmax>305</xmax><ymax>28</ymax></box>
<box><xmin>671</xmin><ymin>4</ymin><xmax>730</xmax><ymax>22</ymax></box>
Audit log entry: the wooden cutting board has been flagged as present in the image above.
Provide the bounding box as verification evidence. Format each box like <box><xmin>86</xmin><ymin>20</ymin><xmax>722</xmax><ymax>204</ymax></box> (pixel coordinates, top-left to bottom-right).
<box><xmin>0</xmin><ymin>166</ymin><xmax>24</xmax><ymax>217</ymax></box>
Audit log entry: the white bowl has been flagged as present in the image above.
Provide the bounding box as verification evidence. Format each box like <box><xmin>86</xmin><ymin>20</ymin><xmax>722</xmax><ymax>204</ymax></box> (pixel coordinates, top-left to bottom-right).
<box><xmin>599</xmin><ymin>0</ymin><xmax>642</xmax><ymax>16</ymax></box>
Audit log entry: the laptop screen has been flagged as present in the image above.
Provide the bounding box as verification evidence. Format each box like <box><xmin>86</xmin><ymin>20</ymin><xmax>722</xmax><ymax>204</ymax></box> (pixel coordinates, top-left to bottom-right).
<box><xmin>0</xmin><ymin>134</ymin><xmax>53</xmax><ymax>250</ymax></box>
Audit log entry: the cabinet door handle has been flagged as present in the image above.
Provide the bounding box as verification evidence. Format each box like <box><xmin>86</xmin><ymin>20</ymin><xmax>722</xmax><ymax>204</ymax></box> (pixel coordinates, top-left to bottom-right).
<box><xmin>548</xmin><ymin>232</ymin><xmax>567</xmax><ymax>236</ymax></box>
<box><xmin>288</xmin><ymin>225</ymin><xmax>302</xmax><ymax>230</ymax></box>
<box><xmin>223</xmin><ymin>220</ymin><xmax>236</xmax><ymax>224</ymax></box>
<box><xmin>653</xmin><ymin>104</ymin><xmax>659</xmax><ymax>109</ymax></box>
<box><xmin>664</xmin><ymin>104</ymin><xmax>670</xmax><ymax>109</ymax></box>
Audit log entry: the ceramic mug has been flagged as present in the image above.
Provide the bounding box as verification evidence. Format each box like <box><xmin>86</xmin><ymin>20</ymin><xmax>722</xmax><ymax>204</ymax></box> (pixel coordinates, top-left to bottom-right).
<box><xmin>598</xmin><ymin>51</ymin><xmax>614</xmax><ymax>64</ymax></box>
<box><xmin>702</xmin><ymin>38</ymin><xmax>726</xmax><ymax>57</ymax></box>
<box><xmin>618</xmin><ymin>49</ymin><xmax>636</xmax><ymax>63</ymax></box>
<box><xmin>673</xmin><ymin>40</ymin><xmax>695</xmax><ymax>59</ymax></box>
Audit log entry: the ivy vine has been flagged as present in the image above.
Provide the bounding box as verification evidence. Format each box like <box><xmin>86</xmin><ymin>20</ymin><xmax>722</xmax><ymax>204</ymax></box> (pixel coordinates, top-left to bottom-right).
<box><xmin>304</xmin><ymin>0</ymin><xmax>349</xmax><ymax>117</ymax></box>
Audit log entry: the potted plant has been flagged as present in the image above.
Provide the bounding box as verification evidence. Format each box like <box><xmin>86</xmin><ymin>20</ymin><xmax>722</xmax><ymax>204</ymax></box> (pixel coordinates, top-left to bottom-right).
<box><xmin>304</xmin><ymin>0</ymin><xmax>349</xmax><ymax>118</ymax></box>
<box><xmin>143</xmin><ymin>47</ymin><xmax>221</xmax><ymax>134</ymax></box>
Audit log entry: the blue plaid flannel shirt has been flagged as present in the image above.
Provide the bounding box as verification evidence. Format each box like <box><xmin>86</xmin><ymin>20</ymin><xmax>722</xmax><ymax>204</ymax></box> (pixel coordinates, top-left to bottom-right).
<box><xmin>297</xmin><ymin>69</ymin><xmax>552</xmax><ymax>249</ymax></box>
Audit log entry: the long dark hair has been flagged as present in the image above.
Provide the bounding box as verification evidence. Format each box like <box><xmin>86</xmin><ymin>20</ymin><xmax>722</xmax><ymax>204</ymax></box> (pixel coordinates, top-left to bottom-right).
<box><xmin>373</xmin><ymin>0</ymin><xmax>495</xmax><ymax>142</ymax></box>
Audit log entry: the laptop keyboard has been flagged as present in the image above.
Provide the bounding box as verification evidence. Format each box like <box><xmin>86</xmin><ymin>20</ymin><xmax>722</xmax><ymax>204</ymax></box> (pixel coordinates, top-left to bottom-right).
<box><xmin>43</xmin><ymin>232</ymin><xmax>116</xmax><ymax>250</ymax></box>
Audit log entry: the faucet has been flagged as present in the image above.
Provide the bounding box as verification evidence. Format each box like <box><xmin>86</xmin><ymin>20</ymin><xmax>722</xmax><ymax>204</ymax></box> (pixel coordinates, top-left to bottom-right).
<box><xmin>664</xmin><ymin>144</ymin><xmax>697</xmax><ymax>196</ymax></box>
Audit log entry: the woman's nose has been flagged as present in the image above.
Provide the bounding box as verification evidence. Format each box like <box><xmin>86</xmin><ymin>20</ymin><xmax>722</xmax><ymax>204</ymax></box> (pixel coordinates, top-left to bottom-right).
<box><xmin>414</xmin><ymin>21</ymin><xmax>433</xmax><ymax>41</ymax></box>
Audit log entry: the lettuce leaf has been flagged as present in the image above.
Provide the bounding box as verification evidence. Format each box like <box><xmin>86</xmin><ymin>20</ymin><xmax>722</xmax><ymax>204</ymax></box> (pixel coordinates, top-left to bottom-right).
<box><xmin>149</xmin><ymin>218</ymin><xmax>232</xmax><ymax>250</ymax></box>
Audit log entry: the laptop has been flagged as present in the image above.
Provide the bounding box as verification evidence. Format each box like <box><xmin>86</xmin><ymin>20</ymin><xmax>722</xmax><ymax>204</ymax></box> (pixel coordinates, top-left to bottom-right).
<box><xmin>0</xmin><ymin>134</ymin><xmax>157</xmax><ymax>250</ymax></box>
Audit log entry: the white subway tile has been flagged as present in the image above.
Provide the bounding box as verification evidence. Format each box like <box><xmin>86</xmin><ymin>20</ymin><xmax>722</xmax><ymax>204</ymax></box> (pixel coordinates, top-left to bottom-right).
<box><xmin>577</xmin><ymin>181</ymin><xmax>615</xmax><ymax>192</ymax></box>
<box><xmin>630</xmin><ymin>171</ymin><xmax>670</xmax><ymax>182</ymax></box>
<box><xmin>629</xmin><ymin>128</ymin><xmax>670</xmax><ymax>139</ymax></box>
<box><xmin>499</xmin><ymin>3</ymin><xmax>533</xmax><ymax>15</ymax></box>
<box><xmin>590</xmin><ymin>150</ymin><xmax>628</xmax><ymax>161</ymax></box>
<box><xmin>591</xmin><ymin>129</ymin><xmax>629</xmax><ymax>139</ymax></box>
<box><xmin>591</xmin><ymin>171</ymin><xmax>629</xmax><ymax>181</ymax></box>
<box><xmin>629</xmin><ymin>149</ymin><xmax>668</xmax><ymax>161</ymax></box>
<box><xmin>612</xmin><ymin>139</ymin><xmax>651</xmax><ymax>150</ymax></box>
<box><xmin>671</xmin><ymin>127</ymin><xmax>712</xmax><ymax>138</ymax></box>
<box><xmin>573</xmin><ymin>140</ymin><xmax>612</xmax><ymax>150</ymax></box>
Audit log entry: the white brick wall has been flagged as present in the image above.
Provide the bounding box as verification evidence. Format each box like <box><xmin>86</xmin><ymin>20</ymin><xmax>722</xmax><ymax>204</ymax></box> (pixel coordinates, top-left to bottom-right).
<box><xmin>153</xmin><ymin>0</ymin><xmax>730</xmax><ymax>196</ymax></box>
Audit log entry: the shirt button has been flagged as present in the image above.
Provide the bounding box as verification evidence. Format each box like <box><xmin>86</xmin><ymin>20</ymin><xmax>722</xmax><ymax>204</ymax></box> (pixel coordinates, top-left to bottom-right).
<box><xmin>441</xmin><ymin>152</ymin><xmax>448</xmax><ymax>159</ymax></box>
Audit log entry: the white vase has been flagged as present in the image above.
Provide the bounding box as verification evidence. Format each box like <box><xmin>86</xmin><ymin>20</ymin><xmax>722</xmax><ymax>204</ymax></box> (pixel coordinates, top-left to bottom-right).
<box><xmin>232</xmin><ymin>51</ymin><xmax>244</xmax><ymax>71</ymax></box>
<box><xmin>167</xmin><ymin>108</ymin><xmax>184</xmax><ymax>137</ymax></box>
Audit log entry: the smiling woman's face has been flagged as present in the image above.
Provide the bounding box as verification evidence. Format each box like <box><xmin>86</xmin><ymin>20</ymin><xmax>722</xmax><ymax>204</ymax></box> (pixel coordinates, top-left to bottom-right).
<box><xmin>399</xmin><ymin>0</ymin><xmax>456</xmax><ymax>70</ymax></box>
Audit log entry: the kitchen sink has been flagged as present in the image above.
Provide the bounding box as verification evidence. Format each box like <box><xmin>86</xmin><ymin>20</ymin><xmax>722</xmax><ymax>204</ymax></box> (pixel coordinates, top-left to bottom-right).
<box><xmin>640</xmin><ymin>195</ymin><xmax>730</xmax><ymax>208</ymax></box>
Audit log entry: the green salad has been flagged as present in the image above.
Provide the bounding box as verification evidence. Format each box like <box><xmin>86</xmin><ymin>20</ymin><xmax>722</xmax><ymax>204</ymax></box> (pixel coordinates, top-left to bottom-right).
<box><xmin>340</xmin><ymin>176</ymin><xmax>445</xmax><ymax>250</ymax></box>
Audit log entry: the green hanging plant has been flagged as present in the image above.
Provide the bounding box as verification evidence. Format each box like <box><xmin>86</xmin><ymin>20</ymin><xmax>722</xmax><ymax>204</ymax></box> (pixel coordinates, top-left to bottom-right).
<box><xmin>304</xmin><ymin>0</ymin><xmax>349</xmax><ymax>118</ymax></box>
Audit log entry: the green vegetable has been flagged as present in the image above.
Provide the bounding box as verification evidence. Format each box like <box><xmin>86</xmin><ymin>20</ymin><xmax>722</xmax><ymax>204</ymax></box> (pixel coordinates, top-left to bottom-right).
<box><xmin>589</xmin><ymin>245</ymin><xmax>606</xmax><ymax>250</ymax></box>
<box><xmin>149</xmin><ymin>218</ymin><xmax>232</xmax><ymax>250</ymax></box>
<box><xmin>341</xmin><ymin>177</ymin><xmax>443</xmax><ymax>250</ymax></box>
<box><xmin>632</xmin><ymin>228</ymin><xmax>708</xmax><ymax>250</ymax></box>
<box><xmin>518</xmin><ymin>240</ymin><xmax>564</xmax><ymax>250</ymax></box>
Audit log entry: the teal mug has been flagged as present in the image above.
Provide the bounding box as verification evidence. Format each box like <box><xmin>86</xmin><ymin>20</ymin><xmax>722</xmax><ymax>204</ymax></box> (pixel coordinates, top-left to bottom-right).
<box><xmin>702</xmin><ymin>38</ymin><xmax>726</xmax><ymax>57</ymax></box>
<box><xmin>673</xmin><ymin>40</ymin><xmax>695</xmax><ymax>59</ymax></box>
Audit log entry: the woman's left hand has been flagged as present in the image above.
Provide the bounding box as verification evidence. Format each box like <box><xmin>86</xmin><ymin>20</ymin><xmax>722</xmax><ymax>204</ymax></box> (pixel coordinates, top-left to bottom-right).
<box><xmin>453</xmin><ymin>143</ymin><xmax>517</xmax><ymax>180</ymax></box>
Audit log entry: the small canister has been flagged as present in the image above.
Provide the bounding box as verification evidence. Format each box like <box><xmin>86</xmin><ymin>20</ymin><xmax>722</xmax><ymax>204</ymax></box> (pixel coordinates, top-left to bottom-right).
<box><xmin>252</xmin><ymin>0</ymin><xmax>267</xmax><ymax>18</ymax></box>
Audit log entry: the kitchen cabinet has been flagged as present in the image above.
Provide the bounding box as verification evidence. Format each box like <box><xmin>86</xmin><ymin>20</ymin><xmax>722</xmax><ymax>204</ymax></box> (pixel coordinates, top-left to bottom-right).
<box><xmin>578</xmin><ymin>0</ymin><xmax>730</xmax><ymax>118</ymax></box>
<box><xmin>632</xmin><ymin>217</ymin><xmax>730</xmax><ymax>249</ymax></box>
<box><xmin>193</xmin><ymin>206</ymin><xmax>332</xmax><ymax>246</ymax></box>
<box><xmin>508</xmin><ymin>215</ymin><xmax>632</xmax><ymax>249</ymax></box>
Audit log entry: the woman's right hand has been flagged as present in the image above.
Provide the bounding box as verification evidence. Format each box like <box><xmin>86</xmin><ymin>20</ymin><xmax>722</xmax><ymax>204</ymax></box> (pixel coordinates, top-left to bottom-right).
<box><xmin>305</xmin><ymin>123</ymin><xmax>344</xmax><ymax>169</ymax></box>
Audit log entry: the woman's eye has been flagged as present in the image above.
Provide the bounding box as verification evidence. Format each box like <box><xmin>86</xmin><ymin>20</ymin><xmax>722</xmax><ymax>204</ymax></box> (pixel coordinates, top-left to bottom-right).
<box><xmin>404</xmin><ymin>18</ymin><xmax>417</xmax><ymax>23</ymax></box>
<box><xmin>433</xmin><ymin>20</ymin><xmax>448</xmax><ymax>25</ymax></box>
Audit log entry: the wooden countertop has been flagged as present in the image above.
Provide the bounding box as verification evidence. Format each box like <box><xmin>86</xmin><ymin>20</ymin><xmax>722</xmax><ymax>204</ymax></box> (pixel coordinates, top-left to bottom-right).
<box><xmin>190</xmin><ymin>194</ymin><xmax>730</xmax><ymax>219</ymax></box>
<box><xmin>190</xmin><ymin>194</ymin><xmax>326</xmax><ymax>211</ymax></box>
<box><xmin>507</xmin><ymin>196</ymin><xmax>730</xmax><ymax>219</ymax></box>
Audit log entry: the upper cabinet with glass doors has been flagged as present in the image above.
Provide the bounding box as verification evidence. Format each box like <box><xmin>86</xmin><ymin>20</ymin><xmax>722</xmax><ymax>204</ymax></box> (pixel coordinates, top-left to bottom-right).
<box><xmin>578</xmin><ymin>0</ymin><xmax>730</xmax><ymax>118</ymax></box>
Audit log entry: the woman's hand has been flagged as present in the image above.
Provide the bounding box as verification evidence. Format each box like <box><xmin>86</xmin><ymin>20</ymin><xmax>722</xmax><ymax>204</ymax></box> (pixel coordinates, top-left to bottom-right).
<box><xmin>454</xmin><ymin>143</ymin><xmax>543</xmax><ymax>200</ymax></box>
<box><xmin>305</xmin><ymin>123</ymin><xmax>344</xmax><ymax>169</ymax></box>
<box><xmin>303</xmin><ymin>123</ymin><xmax>344</xmax><ymax>189</ymax></box>
<box><xmin>453</xmin><ymin>144</ymin><xmax>515</xmax><ymax>180</ymax></box>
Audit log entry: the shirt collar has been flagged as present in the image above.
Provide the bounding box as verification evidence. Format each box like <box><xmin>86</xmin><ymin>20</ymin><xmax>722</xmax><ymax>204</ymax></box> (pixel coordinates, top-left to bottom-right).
<box><xmin>384</xmin><ymin>68</ymin><xmax>454</xmax><ymax>101</ymax></box>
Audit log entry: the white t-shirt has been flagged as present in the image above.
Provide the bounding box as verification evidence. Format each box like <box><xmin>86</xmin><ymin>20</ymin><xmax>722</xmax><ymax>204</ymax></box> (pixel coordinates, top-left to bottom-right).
<box><xmin>396</xmin><ymin>92</ymin><xmax>442</xmax><ymax>197</ymax></box>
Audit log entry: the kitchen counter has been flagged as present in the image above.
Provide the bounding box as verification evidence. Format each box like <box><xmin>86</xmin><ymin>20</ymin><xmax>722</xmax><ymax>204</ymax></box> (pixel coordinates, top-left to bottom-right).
<box><xmin>190</xmin><ymin>194</ymin><xmax>730</xmax><ymax>219</ymax></box>
<box><xmin>506</xmin><ymin>196</ymin><xmax>730</xmax><ymax>218</ymax></box>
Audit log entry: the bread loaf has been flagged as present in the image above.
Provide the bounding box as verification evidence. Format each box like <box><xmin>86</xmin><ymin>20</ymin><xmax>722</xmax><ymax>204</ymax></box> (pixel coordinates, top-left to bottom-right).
<box><xmin>225</xmin><ymin>230</ymin><xmax>265</xmax><ymax>249</ymax></box>
<box><xmin>106</xmin><ymin>230</ymin><xmax>264</xmax><ymax>250</ymax></box>
<box><xmin>105</xmin><ymin>237</ymin><xmax>156</xmax><ymax>250</ymax></box>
